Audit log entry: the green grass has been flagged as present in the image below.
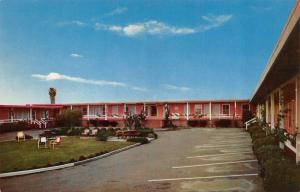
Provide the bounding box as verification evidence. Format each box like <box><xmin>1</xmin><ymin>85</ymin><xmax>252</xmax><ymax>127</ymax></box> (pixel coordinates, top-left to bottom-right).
<box><xmin>0</xmin><ymin>137</ymin><xmax>133</xmax><ymax>173</ymax></box>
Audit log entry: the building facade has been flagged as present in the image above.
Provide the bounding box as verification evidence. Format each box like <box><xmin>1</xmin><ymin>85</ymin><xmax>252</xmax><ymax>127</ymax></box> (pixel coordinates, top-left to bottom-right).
<box><xmin>0</xmin><ymin>100</ymin><xmax>250</xmax><ymax>129</ymax></box>
<box><xmin>251</xmin><ymin>1</ymin><xmax>300</xmax><ymax>162</ymax></box>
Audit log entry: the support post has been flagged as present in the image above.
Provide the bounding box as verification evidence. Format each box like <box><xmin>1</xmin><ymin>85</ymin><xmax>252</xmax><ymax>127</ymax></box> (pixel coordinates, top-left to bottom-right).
<box><xmin>265</xmin><ymin>99</ymin><xmax>269</xmax><ymax>123</ymax></box>
<box><xmin>209</xmin><ymin>102</ymin><xmax>212</xmax><ymax>121</ymax></box>
<box><xmin>186</xmin><ymin>102</ymin><xmax>189</xmax><ymax>120</ymax></box>
<box><xmin>105</xmin><ymin>104</ymin><xmax>108</xmax><ymax>120</ymax></box>
<box><xmin>30</xmin><ymin>107</ymin><xmax>32</xmax><ymax>124</ymax></box>
<box><xmin>87</xmin><ymin>105</ymin><xmax>90</xmax><ymax>121</ymax></box>
<box><xmin>270</xmin><ymin>93</ymin><xmax>275</xmax><ymax>128</ymax></box>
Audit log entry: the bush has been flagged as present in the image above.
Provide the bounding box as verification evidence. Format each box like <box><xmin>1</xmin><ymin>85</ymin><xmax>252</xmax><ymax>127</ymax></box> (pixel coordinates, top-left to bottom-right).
<box><xmin>147</xmin><ymin>132</ymin><xmax>158</xmax><ymax>139</ymax></box>
<box><xmin>248</xmin><ymin>125</ymin><xmax>261</xmax><ymax>134</ymax></box>
<box><xmin>106</xmin><ymin>128</ymin><xmax>115</xmax><ymax>136</ymax></box>
<box><xmin>110</xmin><ymin>121</ymin><xmax>118</xmax><ymax>127</ymax></box>
<box><xmin>0</xmin><ymin>121</ymin><xmax>29</xmax><ymax>133</ymax></box>
<box><xmin>96</xmin><ymin>129</ymin><xmax>108</xmax><ymax>141</ymax></box>
<box><xmin>15</xmin><ymin>134</ymin><xmax>33</xmax><ymax>140</ymax></box>
<box><xmin>127</xmin><ymin>137</ymin><xmax>149</xmax><ymax>144</ymax></box>
<box><xmin>53</xmin><ymin>127</ymin><xmax>69</xmax><ymax>135</ymax></box>
<box><xmin>251</xmin><ymin>130</ymin><xmax>266</xmax><ymax>141</ymax></box>
<box><xmin>215</xmin><ymin>119</ymin><xmax>232</xmax><ymax>128</ymax></box>
<box><xmin>263</xmin><ymin>158</ymin><xmax>299</xmax><ymax>192</ymax></box>
<box><xmin>137</xmin><ymin>128</ymin><xmax>154</xmax><ymax>137</ymax></box>
<box><xmin>253</xmin><ymin>136</ymin><xmax>276</xmax><ymax>153</ymax></box>
<box><xmin>256</xmin><ymin>145</ymin><xmax>282</xmax><ymax>164</ymax></box>
<box><xmin>187</xmin><ymin>120</ymin><xmax>208</xmax><ymax>127</ymax></box>
<box><xmin>56</xmin><ymin>109</ymin><xmax>82</xmax><ymax>128</ymax></box>
<box><xmin>67</xmin><ymin>127</ymin><xmax>83</xmax><ymax>136</ymax></box>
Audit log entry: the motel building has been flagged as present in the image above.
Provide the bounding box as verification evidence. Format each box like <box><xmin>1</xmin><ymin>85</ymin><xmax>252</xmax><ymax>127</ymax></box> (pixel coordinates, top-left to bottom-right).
<box><xmin>0</xmin><ymin>100</ymin><xmax>250</xmax><ymax>129</ymax></box>
<box><xmin>251</xmin><ymin>1</ymin><xmax>300</xmax><ymax>162</ymax></box>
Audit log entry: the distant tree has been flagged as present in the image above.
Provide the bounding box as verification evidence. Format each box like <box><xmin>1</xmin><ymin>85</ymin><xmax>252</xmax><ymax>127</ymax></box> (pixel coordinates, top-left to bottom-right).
<box><xmin>49</xmin><ymin>88</ymin><xmax>57</xmax><ymax>104</ymax></box>
<box><xmin>56</xmin><ymin>109</ymin><xmax>82</xmax><ymax>128</ymax></box>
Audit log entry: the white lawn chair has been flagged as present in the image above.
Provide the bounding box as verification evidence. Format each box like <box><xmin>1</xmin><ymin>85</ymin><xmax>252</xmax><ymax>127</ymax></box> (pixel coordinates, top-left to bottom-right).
<box><xmin>82</xmin><ymin>128</ymin><xmax>90</xmax><ymax>136</ymax></box>
<box><xmin>38</xmin><ymin>137</ymin><xmax>48</xmax><ymax>148</ymax></box>
<box><xmin>16</xmin><ymin>131</ymin><xmax>25</xmax><ymax>142</ymax></box>
<box><xmin>90</xmin><ymin>129</ymin><xmax>98</xmax><ymax>136</ymax></box>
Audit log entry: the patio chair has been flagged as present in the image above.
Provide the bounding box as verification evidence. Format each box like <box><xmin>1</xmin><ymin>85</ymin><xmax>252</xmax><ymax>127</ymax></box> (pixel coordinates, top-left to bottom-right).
<box><xmin>38</xmin><ymin>136</ymin><xmax>48</xmax><ymax>149</ymax></box>
<box><xmin>90</xmin><ymin>129</ymin><xmax>98</xmax><ymax>136</ymax></box>
<box><xmin>16</xmin><ymin>131</ymin><xmax>25</xmax><ymax>142</ymax></box>
<box><xmin>50</xmin><ymin>136</ymin><xmax>61</xmax><ymax>149</ymax></box>
<box><xmin>82</xmin><ymin>128</ymin><xmax>90</xmax><ymax>136</ymax></box>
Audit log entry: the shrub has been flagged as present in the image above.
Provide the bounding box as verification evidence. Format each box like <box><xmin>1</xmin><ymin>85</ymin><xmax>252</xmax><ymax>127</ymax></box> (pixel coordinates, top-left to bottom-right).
<box><xmin>256</xmin><ymin>145</ymin><xmax>282</xmax><ymax>164</ymax></box>
<box><xmin>78</xmin><ymin>156</ymin><xmax>86</xmax><ymax>161</ymax></box>
<box><xmin>110</xmin><ymin>121</ymin><xmax>118</xmax><ymax>127</ymax></box>
<box><xmin>137</xmin><ymin>128</ymin><xmax>154</xmax><ymax>137</ymax></box>
<box><xmin>53</xmin><ymin>127</ymin><xmax>69</xmax><ymax>135</ymax></box>
<box><xmin>147</xmin><ymin>132</ymin><xmax>158</xmax><ymax>139</ymax></box>
<box><xmin>56</xmin><ymin>109</ymin><xmax>82</xmax><ymax>128</ymax></box>
<box><xmin>127</xmin><ymin>137</ymin><xmax>149</xmax><ymax>144</ymax></box>
<box><xmin>251</xmin><ymin>130</ymin><xmax>266</xmax><ymax>141</ymax></box>
<box><xmin>215</xmin><ymin>119</ymin><xmax>232</xmax><ymax>128</ymax></box>
<box><xmin>0</xmin><ymin>121</ymin><xmax>29</xmax><ymax>133</ymax></box>
<box><xmin>96</xmin><ymin>129</ymin><xmax>108</xmax><ymax>141</ymax></box>
<box><xmin>248</xmin><ymin>125</ymin><xmax>261</xmax><ymax>134</ymax></box>
<box><xmin>187</xmin><ymin>120</ymin><xmax>208</xmax><ymax>127</ymax></box>
<box><xmin>15</xmin><ymin>134</ymin><xmax>33</xmax><ymax>140</ymax></box>
<box><xmin>253</xmin><ymin>136</ymin><xmax>276</xmax><ymax>153</ymax></box>
<box><xmin>263</xmin><ymin>158</ymin><xmax>299</xmax><ymax>192</ymax></box>
<box><xmin>106</xmin><ymin>128</ymin><xmax>115</xmax><ymax>136</ymax></box>
<box><xmin>67</xmin><ymin>127</ymin><xmax>83</xmax><ymax>136</ymax></box>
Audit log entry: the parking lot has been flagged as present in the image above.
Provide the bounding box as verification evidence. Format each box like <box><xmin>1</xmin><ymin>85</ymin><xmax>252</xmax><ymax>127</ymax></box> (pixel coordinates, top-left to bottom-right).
<box><xmin>0</xmin><ymin>128</ymin><xmax>264</xmax><ymax>192</ymax></box>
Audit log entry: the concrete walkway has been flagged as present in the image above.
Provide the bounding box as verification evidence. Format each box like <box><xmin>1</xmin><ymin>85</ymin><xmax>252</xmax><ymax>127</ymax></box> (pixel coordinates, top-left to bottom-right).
<box><xmin>0</xmin><ymin>128</ymin><xmax>264</xmax><ymax>192</ymax></box>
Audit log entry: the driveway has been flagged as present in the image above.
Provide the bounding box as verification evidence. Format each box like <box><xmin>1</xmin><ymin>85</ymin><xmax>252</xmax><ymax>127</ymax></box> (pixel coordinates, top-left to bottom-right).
<box><xmin>0</xmin><ymin>128</ymin><xmax>264</xmax><ymax>192</ymax></box>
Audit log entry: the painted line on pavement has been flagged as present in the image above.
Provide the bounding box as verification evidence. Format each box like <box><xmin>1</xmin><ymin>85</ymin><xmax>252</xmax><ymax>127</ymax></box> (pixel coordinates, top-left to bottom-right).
<box><xmin>148</xmin><ymin>173</ymin><xmax>259</xmax><ymax>182</ymax></box>
<box><xmin>195</xmin><ymin>144</ymin><xmax>252</xmax><ymax>148</ymax></box>
<box><xmin>172</xmin><ymin>160</ymin><xmax>257</xmax><ymax>169</ymax></box>
<box><xmin>187</xmin><ymin>152</ymin><xmax>254</xmax><ymax>159</ymax></box>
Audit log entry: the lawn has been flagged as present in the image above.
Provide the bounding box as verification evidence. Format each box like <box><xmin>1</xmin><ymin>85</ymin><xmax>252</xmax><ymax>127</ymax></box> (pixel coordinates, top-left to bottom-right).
<box><xmin>0</xmin><ymin>137</ymin><xmax>133</xmax><ymax>173</ymax></box>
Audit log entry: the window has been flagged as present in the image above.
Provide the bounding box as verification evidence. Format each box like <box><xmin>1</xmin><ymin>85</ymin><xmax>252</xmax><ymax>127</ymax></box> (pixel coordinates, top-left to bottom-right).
<box><xmin>183</xmin><ymin>105</ymin><xmax>188</xmax><ymax>115</ymax></box>
<box><xmin>17</xmin><ymin>111</ymin><xmax>23</xmax><ymax>120</ymax></box>
<box><xmin>222</xmin><ymin>104</ymin><xmax>230</xmax><ymax>115</ymax></box>
<box><xmin>128</xmin><ymin>105</ymin><xmax>136</xmax><ymax>114</ymax></box>
<box><xmin>204</xmin><ymin>104</ymin><xmax>209</xmax><ymax>116</ymax></box>
<box><xmin>41</xmin><ymin>111</ymin><xmax>47</xmax><ymax>119</ymax></box>
<box><xmin>112</xmin><ymin>105</ymin><xmax>118</xmax><ymax>116</ymax></box>
<box><xmin>212</xmin><ymin>104</ymin><xmax>219</xmax><ymax>115</ymax></box>
<box><xmin>194</xmin><ymin>104</ymin><xmax>202</xmax><ymax>114</ymax></box>
<box><xmin>150</xmin><ymin>105</ymin><xmax>157</xmax><ymax>116</ymax></box>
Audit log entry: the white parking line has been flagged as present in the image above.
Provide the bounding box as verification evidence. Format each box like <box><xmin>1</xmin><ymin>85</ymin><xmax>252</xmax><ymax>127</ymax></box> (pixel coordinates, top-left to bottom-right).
<box><xmin>172</xmin><ymin>160</ymin><xmax>257</xmax><ymax>169</ymax></box>
<box><xmin>195</xmin><ymin>144</ymin><xmax>252</xmax><ymax>148</ymax></box>
<box><xmin>186</xmin><ymin>152</ymin><xmax>253</xmax><ymax>159</ymax></box>
<box><xmin>148</xmin><ymin>173</ymin><xmax>259</xmax><ymax>182</ymax></box>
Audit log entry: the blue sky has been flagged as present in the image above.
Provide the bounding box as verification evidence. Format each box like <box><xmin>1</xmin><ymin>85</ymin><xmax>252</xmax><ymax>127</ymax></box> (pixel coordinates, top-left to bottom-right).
<box><xmin>0</xmin><ymin>0</ymin><xmax>295</xmax><ymax>104</ymax></box>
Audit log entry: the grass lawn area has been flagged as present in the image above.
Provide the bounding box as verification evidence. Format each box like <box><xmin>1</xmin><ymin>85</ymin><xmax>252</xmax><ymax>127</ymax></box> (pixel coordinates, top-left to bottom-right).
<box><xmin>0</xmin><ymin>137</ymin><xmax>133</xmax><ymax>173</ymax></box>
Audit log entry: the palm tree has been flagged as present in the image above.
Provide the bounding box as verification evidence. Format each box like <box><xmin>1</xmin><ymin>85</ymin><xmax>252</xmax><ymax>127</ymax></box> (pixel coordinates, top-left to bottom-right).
<box><xmin>49</xmin><ymin>88</ymin><xmax>56</xmax><ymax>104</ymax></box>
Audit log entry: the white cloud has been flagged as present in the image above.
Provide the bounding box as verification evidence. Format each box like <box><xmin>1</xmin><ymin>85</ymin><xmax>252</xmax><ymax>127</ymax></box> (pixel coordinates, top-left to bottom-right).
<box><xmin>57</xmin><ymin>20</ymin><xmax>87</xmax><ymax>27</ymax></box>
<box><xmin>32</xmin><ymin>72</ymin><xmax>147</xmax><ymax>91</ymax></box>
<box><xmin>70</xmin><ymin>53</ymin><xmax>83</xmax><ymax>58</ymax></box>
<box><xmin>95</xmin><ymin>20</ymin><xmax>196</xmax><ymax>36</ymax></box>
<box><xmin>104</xmin><ymin>7</ymin><xmax>128</xmax><ymax>17</ymax></box>
<box><xmin>163</xmin><ymin>84</ymin><xmax>192</xmax><ymax>91</ymax></box>
<box><xmin>94</xmin><ymin>14</ymin><xmax>232</xmax><ymax>37</ymax></box>
<box><xmin>199</xmin><ymin>14</ymin><xmax>233</xmax><ymax>32</ymax></box>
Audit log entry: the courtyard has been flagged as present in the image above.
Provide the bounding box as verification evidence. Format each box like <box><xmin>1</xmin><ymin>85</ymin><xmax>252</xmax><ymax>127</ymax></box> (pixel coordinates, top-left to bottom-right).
<box><xmin>0</xmin><ymin>128</ymin><xmax>263</xmax><ymax>192</ymax></box>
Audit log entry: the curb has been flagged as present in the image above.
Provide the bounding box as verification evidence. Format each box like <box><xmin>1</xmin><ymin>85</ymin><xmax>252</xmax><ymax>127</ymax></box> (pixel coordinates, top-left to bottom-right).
<box><xmin>0</xmin><ymin>142</ymin><xmax>142</xmax><ymax>178</ymax></box>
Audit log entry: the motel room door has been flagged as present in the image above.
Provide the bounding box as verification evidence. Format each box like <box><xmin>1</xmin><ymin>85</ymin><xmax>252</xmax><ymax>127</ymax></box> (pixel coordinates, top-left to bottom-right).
<box><xmin>283</xmin><ymin>82</ymin><xmax>296</xmax><ymax>134</ymax></box>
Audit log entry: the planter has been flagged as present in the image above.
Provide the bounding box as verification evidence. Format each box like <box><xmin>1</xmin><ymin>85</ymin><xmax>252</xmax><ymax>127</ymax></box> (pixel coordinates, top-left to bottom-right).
<box><xmin>279</xmin><ymin>142</ymin><xmax>285</xmax><ymax>149</ymax></box>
